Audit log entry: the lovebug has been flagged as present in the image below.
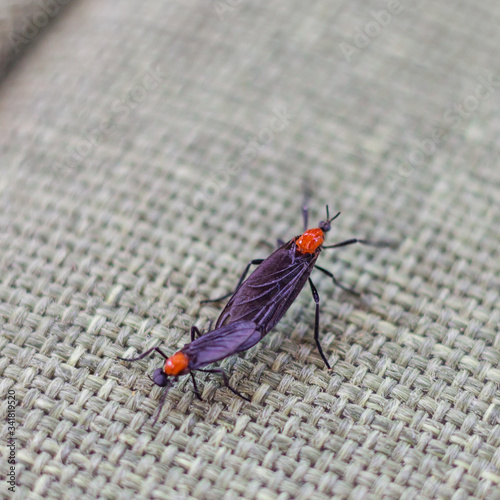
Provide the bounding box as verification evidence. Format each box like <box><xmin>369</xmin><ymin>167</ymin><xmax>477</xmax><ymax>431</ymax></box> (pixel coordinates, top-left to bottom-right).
<box><xmin>121</xmin><ymin>202</ymin><xmax>394</xmax><ymax>423</ymax></box>
<box><xmin>119</xmin><ymin>320</ymin><xmax>259</xmax><ymax>424</ymax></box>
<box><xmin>203</xmin><ymin>204</ymin><xmax>395</xmax><ymax>369</ymax></box>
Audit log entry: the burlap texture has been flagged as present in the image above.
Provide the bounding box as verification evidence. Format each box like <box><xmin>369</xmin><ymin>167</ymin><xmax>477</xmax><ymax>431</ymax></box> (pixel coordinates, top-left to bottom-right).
<box><xmin>0</xmin><ymin>1</ymin><xmax>76</xmax><ymax>77</ymax></box>
<box><xmin>1</xmin><ymin>1</ymin><xmax>499</xmax><ymax>498</ymax></box>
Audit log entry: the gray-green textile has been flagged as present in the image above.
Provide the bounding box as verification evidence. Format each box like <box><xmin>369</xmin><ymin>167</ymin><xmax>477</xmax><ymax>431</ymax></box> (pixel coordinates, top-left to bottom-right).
<box><xmin>1</xmin><ymin>1</ymin><xmax>499</xmax><ymax>499</ymax></box>
<box><xmin>0</xmin><ymin>1</ymin><xmax>75</xmax><ymax>77</ymax></box>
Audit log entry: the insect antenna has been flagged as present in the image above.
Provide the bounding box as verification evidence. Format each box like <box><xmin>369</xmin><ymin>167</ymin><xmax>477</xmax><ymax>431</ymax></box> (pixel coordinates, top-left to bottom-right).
<box><xmin>319</xmin><ymin>206</ymin><xmax>341</xmax><ymax>233</ymax></box>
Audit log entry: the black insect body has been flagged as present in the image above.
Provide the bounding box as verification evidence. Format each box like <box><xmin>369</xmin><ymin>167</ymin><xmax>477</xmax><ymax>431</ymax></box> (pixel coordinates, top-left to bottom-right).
<box><xmin>120</xmin><ymin>204</ymin><xmax>393</xmax><ymax>423</ymax></box>
<box><xmin>215</xmin><ymin>236</ymin><xmax>322</xmax><ymax>334</ymax></box>
<box><xmin>208</xmin><ymin>207</ymin><xmax>392</xmax><ymax>368</ymax></box>
<box><xmin>120</xmin><ymin>320</ymin><xmax>259</xmax><ymax>423</ymax></box>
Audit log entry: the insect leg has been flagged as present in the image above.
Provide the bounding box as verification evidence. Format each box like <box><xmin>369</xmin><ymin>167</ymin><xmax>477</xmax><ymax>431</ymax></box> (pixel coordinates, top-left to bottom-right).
<box><xmin>324</xmin><ymin>238</ymin><xmax>396</xmax><ymax>249</ymax></box>
<box><xmin>302</xmin><ymin>204</ymin><xmax>309</xmax><ymax>231</ymax></box>
<box><xmin>152</xmin><ymin>382</ymin><xmax>172</xmax><ymax>426</ymax></box>
<box><xmin>302</xmin><ymin>177</ymin><xmax>312</xmax><ymax>231</ymax></box>
<box><xmin>314</xmin><ymin>264</ymin><xmax>360</xmax><ymax>296</ymax></box>
<box><xmin>262</xmin><ymin>238</ymin><xmax>285</xmax><ymax>248</ymax></box>
<box><xmin>191</xmin><ymin>326</ymin><xmax>201</xmax><ymax>341</ymax></box>
<box><xmin>190</xmin><ymin>372</ymin><xmax>202</xmax><ymax>400</ymax></box>
<box><xmin>196</xmin><ymin>368</ymin><xmax>251</xmax><ymax>402</ymax></box>
<box><xmin>119</xmin><ymin>346</ymin><xmax>170</xmax><ymax>362</ymax></box>
<box><xmin>307</xmin><ymin>278</ymin><xmax>331</xmax><ymax>370</ymax></box>
<box><xmin>200</xmin><ymin>259</ymin><xmax>264</xmax><ymax>304</ymax></box>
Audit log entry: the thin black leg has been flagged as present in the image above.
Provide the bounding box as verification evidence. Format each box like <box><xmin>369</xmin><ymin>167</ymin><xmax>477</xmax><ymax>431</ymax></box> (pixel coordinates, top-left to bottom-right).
<box><xmin>314</xmin><ymin>264</ymin><xmax>360</xmax><ymax>296</ymax></box>
<box><xmin>190</xmin><ymin>373</ymin><xmax>202</xmax><ymax>400</ymax></box>
<box><xmin>263</xmin><ymin>238</ymin><xmax>285</xmax><ymax>248</ymax></box>
<box><xmin>196</xmin><ymin>368</ymin><xmax>251</xmax><ymax>402</ymax></box>
<box><xmin>302</xmin><ymin>178</ymin><xmax>312</xmax><ymax>231</ymax></box>
<box><xmin>200</xmin><ymin>259</ymin><xmax>264</xmax><ymax>304</ymax></box>
<box><xmin>302</xmin><ymin>204</ymin><xmax>309</xmax><ymax>231</ymax></box>
<box><xmin>191</xmin><ymin>326</ymin><xmax>201</xmax><ymax>341</ymax></box>
<box><xmin>324</xmin><ymin>238</ymin><xmax>396</xmax><ymax>249</ymax></box>
<box><xmin>152</xmin><ymin>382</ymin><xmax>172</xmax><ymax>426</ymax></box>
<box><xmin>308</xmin><ymin>278</ymin><xmax>331</xmax><ymax>370</ymax></box>
<box><xmin>119</xmin><ymin>346</ymin><xmax>169</xmax><ymax>362</ymax></box>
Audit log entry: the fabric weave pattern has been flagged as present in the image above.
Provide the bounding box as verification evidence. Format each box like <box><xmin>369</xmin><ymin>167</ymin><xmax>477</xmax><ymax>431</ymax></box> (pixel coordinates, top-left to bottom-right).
<box><xmin>0</xmin><ymin>1</ymin><xmax>499</xmax><ymax>498</ymax></box>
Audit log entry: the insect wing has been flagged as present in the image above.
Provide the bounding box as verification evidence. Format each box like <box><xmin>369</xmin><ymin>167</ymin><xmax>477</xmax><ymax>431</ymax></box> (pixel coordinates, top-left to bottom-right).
<box><xmin>215</xmin><ymin>239</ymin><xmax>318</xmax><ymax>334</ymax></box>
<box><xmin>182</xmin><ymin>320</ymin><xmax>261</xmax><ymax>369</ymax></box>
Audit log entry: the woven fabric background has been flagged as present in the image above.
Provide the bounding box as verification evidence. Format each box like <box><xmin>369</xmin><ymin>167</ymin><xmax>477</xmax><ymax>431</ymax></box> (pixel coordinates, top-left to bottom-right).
<box><xmin>0</xmin><ymin>1</ymin><xmax>76</xmax><ymax>77</ymax></box>
<box><xmin>1</xmin><ymin>1</ymin><xmax>500</xmax><ymax>499</ymax></box>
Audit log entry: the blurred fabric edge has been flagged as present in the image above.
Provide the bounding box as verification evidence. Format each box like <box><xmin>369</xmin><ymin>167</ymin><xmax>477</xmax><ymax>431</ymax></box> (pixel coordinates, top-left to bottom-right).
<box><xmin>0</xmin><ymin>0</ymin><xmax>75</xmax><ymax>79</ymax></box>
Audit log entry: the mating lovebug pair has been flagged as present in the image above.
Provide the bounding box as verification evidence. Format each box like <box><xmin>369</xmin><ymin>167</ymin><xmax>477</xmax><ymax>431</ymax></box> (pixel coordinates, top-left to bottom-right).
<box><xmin>119</xmin><ymin>203</ymin><xmax>394</xmax><ymax>423</ymax></box>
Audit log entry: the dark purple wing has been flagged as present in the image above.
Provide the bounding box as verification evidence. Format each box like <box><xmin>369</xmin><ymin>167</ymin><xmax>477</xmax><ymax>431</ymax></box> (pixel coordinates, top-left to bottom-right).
<box><xmin>181</xmin><ymin>320</ymin><xmax>261</xmax><ymax>369</ymax></box>
<box><xmin>215</xmin><ymin>238</ymin><xmax>319</xmax><ymax>335</ymax></box>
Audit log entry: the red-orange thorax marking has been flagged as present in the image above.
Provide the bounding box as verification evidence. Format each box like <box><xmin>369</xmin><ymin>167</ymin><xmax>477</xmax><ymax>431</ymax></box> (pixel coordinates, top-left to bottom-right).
<box><xmin>164</xmin><ymin>351</ymin><xmax>189</xmax><ymax>376</ymax></box>
<box><xmin>296</xmin><ymin>228</ymin><xmax>324</xmax><ymax>254</ymax></box>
